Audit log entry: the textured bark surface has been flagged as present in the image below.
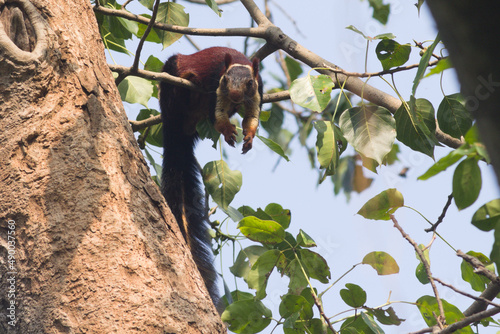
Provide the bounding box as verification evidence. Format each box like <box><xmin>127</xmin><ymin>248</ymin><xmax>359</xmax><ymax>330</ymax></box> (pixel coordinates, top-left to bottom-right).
<box><xmin>427</xmin><ymin>0</ymin><xmax>500</xmax><ymax>188</ymax></box>
<box><xmin>0</xmin><ymin>0</ymin><xmax>223</xmax><ymax>333</ymax></box>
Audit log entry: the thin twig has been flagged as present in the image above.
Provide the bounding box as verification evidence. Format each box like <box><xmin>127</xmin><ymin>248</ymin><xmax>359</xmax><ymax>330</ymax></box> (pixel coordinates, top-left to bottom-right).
<box><xmin>457</xmin><ymin>250</ymin><xmax>500</xmax><ymax>283</ymax></box>
<box><xmin>433</xmin><ymin>276</ymin><xmax>500</xmax><ymax>308</ymax></box>
<box><xmin>425</xmin><ymin>194</ymin><xmax>453</xmax><ymax>233</ymax></box>
<box><xmin>328</xmin><ymin>59</ymin><xmax>440</xmax><ymax>78</ymax></box>
<box><xmin>131</xmin><ymin>0</ymin><xmax>161</xmax><ymax>71</ymax></box>
<box><xmin>93</xmin><ymin>6</ymin><xmax>266</xmax><ymax>38</ymax></box>
<box><xmin>391</xmin><ymin>215</ymin><xmax>446</xmax><ymax>329</ymax></box>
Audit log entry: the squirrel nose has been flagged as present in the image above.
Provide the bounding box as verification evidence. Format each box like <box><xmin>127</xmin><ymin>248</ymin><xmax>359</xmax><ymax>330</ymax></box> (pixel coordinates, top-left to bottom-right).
<box><xmin>228</xmin><ymin>90</ymin><xmax>244</xmax><ymax>103</ymax></box>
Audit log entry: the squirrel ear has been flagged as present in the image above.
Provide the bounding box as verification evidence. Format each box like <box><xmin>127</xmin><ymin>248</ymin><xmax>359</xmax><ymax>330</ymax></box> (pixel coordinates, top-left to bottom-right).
<box><xmin>224</xmin><ymin>53</ymin><xmax>233</xmax><ymax>69</ymax></box>
<box><xmin>251</xmin><ymin>57</ymin><xmax>260</xmax><ymax>77</ymax></box>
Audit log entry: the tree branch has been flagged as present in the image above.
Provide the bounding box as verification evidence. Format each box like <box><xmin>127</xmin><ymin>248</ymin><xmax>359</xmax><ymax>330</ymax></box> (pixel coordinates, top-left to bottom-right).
<box><xmin>329</xmin><ymin>59</ymin><xmax>440</xmax><ymax>78</ymax></box>
<box><xmin>391</xmin><ymin>215</ymin><xmax>446</xmax><ymax>329</ymax></box>
<box><xmin>93</xmin><ymin>5</ymin><xmax>266</xmax><ymax>38</ymax></box>
<box><xmin>439</xmin><ymin>306</ymin><xmax>500</xmax><ymax>334</ymax></box>
<box><xmin>433</xmin><ymin>276</ymin><xmax>500</xmax><ymax>308</ymax></box>
<box><xmin>425</xmin><ymin>194</ymin><xmax>453</xmax><ymax>233</ymax></box>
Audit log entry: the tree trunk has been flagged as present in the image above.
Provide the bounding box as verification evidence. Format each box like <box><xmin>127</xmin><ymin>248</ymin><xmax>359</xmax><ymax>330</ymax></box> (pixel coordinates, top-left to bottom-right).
<box><xmin>426</xmin><ymin>0</ymin><xmax>500</xmax><ymax>187</ymax></box>
<box><xmin>0</xmin><ymin>0</ymin><xmax>223</xmax><ymax>332</ymax></box>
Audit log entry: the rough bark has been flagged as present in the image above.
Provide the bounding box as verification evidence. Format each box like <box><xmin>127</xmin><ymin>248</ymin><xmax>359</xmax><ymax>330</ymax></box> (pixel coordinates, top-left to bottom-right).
<box><xmin>426</xmin><ymin>0</ymin><xmax>500</xmax><ymax>187</ymax></box>
<box><xmin>0</xmin><ymin>0</ymin><xmax>223</xmax><ymax>333</ymax></box>
<box><xmin>426</xmin><ymin>0</ymin><xmax>500</xmax><ymax>320</ymax></box>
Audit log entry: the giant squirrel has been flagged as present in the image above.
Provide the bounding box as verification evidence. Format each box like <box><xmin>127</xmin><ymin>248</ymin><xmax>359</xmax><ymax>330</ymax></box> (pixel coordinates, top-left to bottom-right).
<box><xmin>159</xmin><ymin>47</ymin><xmax>263</xmax><ymax>306</ymax></box>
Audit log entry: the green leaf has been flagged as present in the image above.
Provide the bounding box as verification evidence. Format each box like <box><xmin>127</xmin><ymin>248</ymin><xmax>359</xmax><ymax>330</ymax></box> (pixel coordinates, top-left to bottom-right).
<box><xmin>339</xmin><ymin>105</ymin><xmax>396</xmax><ymax>165</ymax></box>
<box><xmin>341</xmin><ymin>315</ymin><xmax>375</xmax><ymax>334</ymax></box>
<box><xmin>256</xmin><ymin>135</ymin><xmax>290</xmax><ymax>161</ymax></box>
<box><xmin>137</xmin><ymin>15</ymin><xmax>161</xmax><ymax>43</ymax></box>
<box><xmin>394</xmin><ymin>97</ymin><xmax>437</xmax><ymax>158</ymax></box>
<box><xmin>415</xmin><ymin>244</ymin><xmax>430</xmax><ymax>284</ymax></box>
<box><xmin>345</xmin><ymin>25</ymin><xmax>368</xmax><ymax>38</ymax></box>
<box><xmin>416</xmin><ymin>296</ymin><xmax>474</xmax><ymax>333</ymax></box>
<box><xmin>237</xmin><ymin>217</ymin><xmax>285</xmax><ymax>244</ymax></box>
<box><xmin>471</xmin><ymin>199</ymin><xmax>500</xmax><ymax>231</ymax></box>
<box><xmin>138</xmin><ymin>0</ymin><xmax>154</xmax><ymax>10</ymax></box>
<box><xmin>284</xmin><ymin>56</ymin><xmax>303</xmax><ymax>82</ymax></box>
<box><xmin>221</xmin><ymin>299</ymin><xmax>272</xmax><ymax>333</ymax></box>
<box><xmin>144</xmin><ymin>55</ymin><xmax>164</xmax><ymax>73</ymax></box>
<box><xmin>230</xmin><ymin>245</ymin><xmax>267</xmax><ymax>279</ymax></box>
<box><xmin>362</xmin><ymin>251</ymin><xmax>400</xmax><ymax>275</ymax></box>
<box><xmin>297</xmin><ymin>230</ymin><xmax>317</xmax><ymax>248</ymax></box>
<box><xmin>340</xmin><ymin>283</ymin><xmax>367</xmax><ymax>308</ymax></box>
<box><xmin>412</xmin><ymin>34</ymin><xmax>440</xmax><ymax>95</ymax></box>
<box><xmin>426</xmin><ymin>58</ymin><xmax>452</xmax><ymax>77</ymax></box>
<box><xmin>461</xmin><ymin>251</ymin><xmax>494</xmax><ymax>292</ymax></box>
<box><xmin>357</xmin><ymin>188</ymin><xmax>404</xmax><ymax>220</ymax></box>
<box><xmin>298</xmin><ymin>249</ymin><xmax>331</xmax><ymax>283</ymax></box>
<box><xmin>197</xmin><ymin>118</ymin><xmax>220</xmax><ymax>149</ymax></box>
<box><xmin>279</xmin><ymin>295</ymin><xmax>310</xmax><ymax>318</ymax></box>
<box><xmin>453</xmin><ymin>157</ymin><xmax>482</xmax><ymax>210</ymax></box>
<box><xmin>264</xmin><ymin>203</ymin><xmax>291</xmax><ymax>229</ymax></box>
<box><xmin>156</xmin><ymin>3</ymin><xmax>189</xmax><ymax>49</ymax></box>
<box><xmin>415</xmin><ymin>263</ymin><xmax>429</xmax><ymax>285</ymax></box>
<box><xmin>368</xmin><ymin>0</ymin><xmax>390</xmax><ymax>25</ymax></box>
<box><xmin>246</xmin><ymin>250</ymin><xmax>282</xmax><ymax>300</ymax></box>
<box><xmin>417</xmin><ymin>145</ymin><xmax>474</xmax><ymax>180</ymax></box>
<box><xmin>366</xmin><ymin>307</ymin><xmax>405</xmax><ymax>326</ymax></box>
<box><xmin>202</xmin><ymin>160</ymin><xmax>242</xmax><ymax>210</ymax></box>
<box><xmin>314</xmin><ymin>120</ymin><xmax>338</xmax><ymax>175</ymax></box>
<box><xmin>376</xmin><ymin>40</ymin><xmax>411</xmax><ymax>70</ymax></box>
<box><xmin>492</xmin><ymin>228</ymin><xmax>500</xmax><ymax>273</ymax></box>
<box><xmin>286</xmin><ymin>259</ymin><xmax>309</xmax><ymax>293</ymax></box>
<box><xmin>289</xmin><ymin>75</ymin><xmax>334</xmax><ymax>112</ymax></box>
<box><xmin>118</xmin><ymin>76</ymin><xmax>154</xmax><ymax>107</ymax></box>
<box><xmin>416</xmin><ymin>0</ymin><xmax>425</xmax><ymax>14</ymax></box>
<box><xmin>361</xmin><ymin>312</ymin><xmax>384</xmax><ymax>334</ymax></box>
<box><xmin>136</xmin><ymin>108</ymin><xmax>163</xmax><ymax>147</ymax></box>
<box><xmin>204</xmin><ymin>0</ymin><xmax>222</xmax><ymax>16</ymax></box>
<box><xmin>345</xmin><ymin>25</ymin><xmax>395</xmax><ymax>40</ymax></box>
<box><xmin>437</xmin><ymin>93</ymin><xmax>472</xmax><ymax>139</ymax></box>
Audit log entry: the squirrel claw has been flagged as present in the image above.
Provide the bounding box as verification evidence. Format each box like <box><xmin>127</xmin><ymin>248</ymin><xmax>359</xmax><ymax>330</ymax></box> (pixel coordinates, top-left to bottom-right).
<box><xmin>242</xmin><ymin>136</ymin><xmax>253</xmax><ymax>154</ymax></box>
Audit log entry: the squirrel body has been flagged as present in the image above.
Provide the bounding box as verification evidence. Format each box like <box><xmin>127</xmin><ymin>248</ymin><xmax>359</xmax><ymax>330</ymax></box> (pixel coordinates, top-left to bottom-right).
<box><xmin>159</xmin><ymin>47</ymin><xmax>263</xmax><ymax>306</ymax></box>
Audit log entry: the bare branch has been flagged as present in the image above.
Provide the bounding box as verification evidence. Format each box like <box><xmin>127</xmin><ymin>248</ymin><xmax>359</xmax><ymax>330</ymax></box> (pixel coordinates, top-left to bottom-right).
<box><xmin>433</xmin><ymin>276</ymin><xmax>500</xmax><ymax>308</ymax></box>
<box><xmin>425</xmin><ymin>194</ymin><xmax>454</xmax><ymax>233</ymax></box>
<box><xmin>329</xmin><ymin>59</ymin><xmax>440</xmax><ymax>78</ymax></box>
<box><xmin>93</xmin><ymin>5</ymin><xmax>267</xmax><ymax>38</ymax></box>
<box><xmin>131</xmin><ymin>0</ymin><xmax>161</xmax><ymax>71</ymax></box>
<box><xmin>457</xmin><ymin>250</ymin><xmax>500</xmax><ymax>283</ymax></box>
<box><xmin>391</xmin><ymin>215</ymin><xmax>446</xmax><ymax>328</ymax></box>
<box><xmin>109</xmin><ymin>64</ymin><xmax>202</xmax><ymax>91</ymax></box>
<box><xmin>439</xmin><ymin>306</ymin><xmax>500</xmax><ymax>334</ymax></box>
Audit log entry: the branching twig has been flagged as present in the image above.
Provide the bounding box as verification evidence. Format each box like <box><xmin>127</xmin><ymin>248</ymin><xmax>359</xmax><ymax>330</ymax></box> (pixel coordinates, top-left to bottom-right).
<box><xmin>457</xmin><ymin>250</ymin><xmax>500</xmax><ymax>282</ymax></box>
<box><xmin>391</xmin><ymin>215</ymin><xmax>446</xmax><ymax>329</ymax></box>
<box><xmin>425</xmin><ymin>194</ymin><xmax>454</xmax><ymax>233</ymax></box>
<box><xmin>328</xmin><ymin>59</ymin><xmax>440</xmax><ymax>78</ymax></box>
<box><xmin>93</xmin><ymin>5</ymin><xmax>266</xmax><ymax>38</ymax></box>
<box><xmin>131</xmin><ymin>0</ymin><xmax>160</xmax><ymax>71</ymax></box>
<box><xmin>433</xmin><ymin>276</ymin><xmax>500</xmax><ymax>308</ymax></box>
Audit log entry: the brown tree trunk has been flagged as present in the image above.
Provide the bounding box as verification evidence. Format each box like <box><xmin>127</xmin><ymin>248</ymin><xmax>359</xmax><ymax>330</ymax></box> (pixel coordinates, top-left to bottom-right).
<box><xmin>0</xmin><ymin>0</ymin><xmax>223</xmax><ymax>333</ymax></box>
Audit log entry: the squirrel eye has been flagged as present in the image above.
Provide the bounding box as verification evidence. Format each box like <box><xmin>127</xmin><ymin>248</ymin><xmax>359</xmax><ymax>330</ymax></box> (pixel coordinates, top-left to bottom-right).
<box><xmin>246</xmin><ymin>80</ymin><xmax>254</xmax><ymax>89</ymax></box>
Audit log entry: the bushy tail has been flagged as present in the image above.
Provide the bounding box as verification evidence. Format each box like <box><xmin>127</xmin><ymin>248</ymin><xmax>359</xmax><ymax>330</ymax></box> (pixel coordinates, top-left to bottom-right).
<box><xmin>160</xmin><ymin>57</ymin><xmax>219</xmax><ymax>306</ymax></box>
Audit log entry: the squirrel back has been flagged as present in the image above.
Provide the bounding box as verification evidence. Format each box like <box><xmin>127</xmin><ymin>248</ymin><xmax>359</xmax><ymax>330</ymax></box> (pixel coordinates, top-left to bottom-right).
<box><xmin>159</xmin><ymin>47</ymin><xmax>262</xmax><ymax>307</ymax></box>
